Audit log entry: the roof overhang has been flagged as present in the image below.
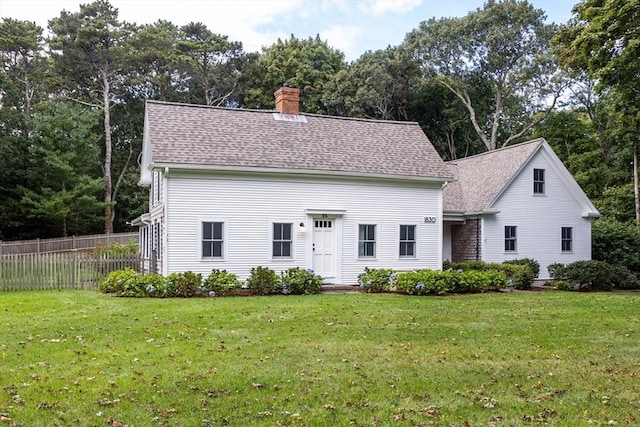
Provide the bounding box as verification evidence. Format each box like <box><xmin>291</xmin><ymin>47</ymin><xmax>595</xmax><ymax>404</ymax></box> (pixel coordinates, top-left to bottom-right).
<box><xmin>149</xmin><ymin>162</ymin><xmax>454</xmax><ymax>184</ymax></box>
<box><xmin>582</xmin><ymin>211</ymin><xmax>601</xmax><ymax>219</ymax></box>
<box><xmin>130</xmin><ymin>213</ymin><xmax>151</xmax><ymax>227</ymax></box>
<box><xmin>443</xmin><ymin>209</ymin><xmax>500</xmax><ymax>222</ymax></box>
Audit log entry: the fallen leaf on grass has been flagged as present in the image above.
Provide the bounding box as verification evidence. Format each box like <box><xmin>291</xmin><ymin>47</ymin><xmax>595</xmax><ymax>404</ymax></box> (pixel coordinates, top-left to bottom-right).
<box><xmin>251</xmin><ymin>383</ymin><xmax>264</xmax><ymax>389</ymax></box>
<box><xmin>37</xmin><ymin>402</ymin><xmax>58</xmax><ymax>409</ymax></box>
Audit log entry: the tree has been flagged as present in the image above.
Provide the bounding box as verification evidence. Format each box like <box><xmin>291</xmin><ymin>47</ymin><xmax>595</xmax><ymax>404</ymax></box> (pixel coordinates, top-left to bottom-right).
<box><xmin>0</xmin><ymin>18</ymin><xmax>48</xmax><ymax>239</ymax></box>
<box><xmin>48</xmin><ymin>0</ymin><xmax>135</xmax><ymax>233</ymax></box>
<box><xmin>175</xmin><ymin>22</ymin><xmax>244</xmax><ymax>106</ymax></box>
<box><xmin>21</xmin><ymin>102</ymin><xmax>106</xmax><ymax>237</ymax></box>
<box><xmin>243</xmin><ymin>35</ymin><xmax>345</xmax><ymax>114</ymax></box>
<box><xmin>556</xmin><ymin>0</ymin><xmax>640</xmax><ymax>227</ymax></box>
<box><xmin>404</xmin><ymin>0</ymin><xmax>565</xmax><ymax>151</ymax></box>
<box><xmin>323</xmin><ymin>47</ymin><xmax>416</xmax><ymax>121</ymax></box>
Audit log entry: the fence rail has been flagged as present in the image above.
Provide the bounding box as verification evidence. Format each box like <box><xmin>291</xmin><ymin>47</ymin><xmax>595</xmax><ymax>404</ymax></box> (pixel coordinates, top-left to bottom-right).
<box><xmin>0</xmin><ymin>252</ymin><xmax>140</xmax><ymax>292</ymax></box>
<box><xmin>0</xmin><ymin>232</ymin><xmax>139</xmax><ymax>255</ymax></box>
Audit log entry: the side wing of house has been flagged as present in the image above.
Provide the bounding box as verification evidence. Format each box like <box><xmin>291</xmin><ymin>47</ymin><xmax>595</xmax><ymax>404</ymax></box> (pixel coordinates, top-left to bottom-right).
<box><xmin>162</xmin><ymin>171</ymin><xmax>444</xmax><ymax>284</ymax></box>
<box><xmin>482</xmin><ymin>143</ymin><xmax>599</xmax><ymax>279</ymax></box>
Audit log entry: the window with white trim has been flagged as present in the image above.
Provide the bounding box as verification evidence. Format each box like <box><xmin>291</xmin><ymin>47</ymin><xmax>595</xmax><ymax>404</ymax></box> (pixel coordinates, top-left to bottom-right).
<box><xmin>504</xmin><ymin>225</ymin><xmax>517</xmax><ymax>252</ymax></box>
<box><xmin>273</xmin><ymin>223</ymin><xmax>292</xmax><ymax>258</ymax></box>
<box><xmin>533</xmin><ymin>168</ymin><xmax>545</xmax><ymax>194</ymax></box>
<box><xmin>561</xmin><ymin>227</ymin><xmax>572</xmax><ymax>252</ymax></box>
<box><xmin>358</xmin><ymin>224</ymin><xmax>376</xmax><ymax>258</ymax></box>
<box><xmin>399</xmin><ymin>225</ymin><xmax>416</xmax><ymax>257</ymax></box>
<box><xmin>202</xmin><ymin>222</ymin><xmax>224</xmax><ymax>258</ymax></box>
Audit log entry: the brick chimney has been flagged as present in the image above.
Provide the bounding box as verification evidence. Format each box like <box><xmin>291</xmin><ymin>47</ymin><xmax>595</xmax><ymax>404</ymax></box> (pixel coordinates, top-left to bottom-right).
<box><xmin>274</xmin><ymin>85</ymin><xmax>300</xmax><ymax>115</ymax></box>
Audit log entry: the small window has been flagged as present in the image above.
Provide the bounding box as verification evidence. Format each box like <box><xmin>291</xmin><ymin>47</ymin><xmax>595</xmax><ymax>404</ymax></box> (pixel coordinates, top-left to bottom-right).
<box><xmin>358</xmin><ymin>224</ymin><xmax>376</xmax><ymax>258</ymax></box>
<box><xmin>561</xmin><ymin>227</ymin><xmax>573</xmax><ymax>252</ymax></box>
<box><xmin>399</xmin><ymin>225</ymin><xmax>416</xmax><ymax>257</ymax></box>
<box><xmin>273</xmin><ymin>223</ymin><xmax>292</xmax><ymax>258</ymax></box>
<box><xmin>202</xmin><ymin>222</ymin><xmax>223</xmax><ymax>258</ymax></box>
<box><xmin>155</xmin><ymin>221</ymin><xmax>162</xmax><ymax>260</ymax></box>
<box><xmin>504</xmin><ymin>226</ymin><xmax>517</xmax><ymax>252</ymax></box>
<box><xmin>533</xmin><ymin>168</ymin><xmax>545</xmax><ymax>194</ymax></box>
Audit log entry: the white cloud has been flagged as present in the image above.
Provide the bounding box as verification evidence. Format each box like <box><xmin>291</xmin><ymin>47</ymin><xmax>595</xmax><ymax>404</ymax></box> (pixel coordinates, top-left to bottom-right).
<box><xmin>320</xmin><ymin>24</ymin><xmax>363</xmax><ymax>59</ymax></box>
<box><xmin>361</xmin><ymin>0</ymin><xmax>424</xmax><ymax>15</ymax></box>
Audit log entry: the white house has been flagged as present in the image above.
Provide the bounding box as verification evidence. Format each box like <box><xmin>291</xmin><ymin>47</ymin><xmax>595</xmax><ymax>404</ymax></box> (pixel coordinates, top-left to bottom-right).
<box><xmin>442</xmin><ymin>138</ymin><xmax>600</xmax><ymax>279</ymax></box>
<box><xmin>133</xmin><ymin>87</ymin><xmax>454</xmax><ymax>284</ymax></box>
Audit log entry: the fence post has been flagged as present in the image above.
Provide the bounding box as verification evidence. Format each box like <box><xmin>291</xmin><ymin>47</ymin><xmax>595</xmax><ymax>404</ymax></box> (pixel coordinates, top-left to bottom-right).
<box><xmin>37</xmin><ymin>238</ymin><xmax>41</xmax><ymax>254</ymax></box>
<box><xmin>72</xmin><ymin>250</ymin><xmax>77</xmax><ymax>288</ymax></box>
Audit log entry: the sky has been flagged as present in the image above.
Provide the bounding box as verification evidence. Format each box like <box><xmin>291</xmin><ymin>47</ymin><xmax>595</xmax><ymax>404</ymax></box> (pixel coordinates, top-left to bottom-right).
<box><xmin>0</xmin><ymin>0</ymin><xmax>579</xmax><ymax>61</ymax></box>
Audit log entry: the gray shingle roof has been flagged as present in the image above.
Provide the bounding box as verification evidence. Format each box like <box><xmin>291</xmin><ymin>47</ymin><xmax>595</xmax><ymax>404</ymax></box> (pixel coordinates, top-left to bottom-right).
<box><xmin>144</xmin><ymin>100</ymin><xmax>453</xmax><ymax>180</ymax></box>
<box><xmin>443</xmin><ymin>139</ymin><xmax>543</xmax><ymax>212</ymax></box>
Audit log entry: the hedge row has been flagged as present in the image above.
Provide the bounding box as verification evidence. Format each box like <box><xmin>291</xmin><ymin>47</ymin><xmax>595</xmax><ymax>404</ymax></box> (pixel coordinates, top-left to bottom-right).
<box><xmin>548</xmin><ymin>260</ymin><xmax>640</xmax><ymax>291</ymax></box>
<box><xmin>357</xmin><ymin>267</ymin><xmax>509</xmax><ymax>295</ymax></box>
<box><xmin>99</xmin><ymin>266</ymin><xmax>324</xmax><ymax>297</ymax></box>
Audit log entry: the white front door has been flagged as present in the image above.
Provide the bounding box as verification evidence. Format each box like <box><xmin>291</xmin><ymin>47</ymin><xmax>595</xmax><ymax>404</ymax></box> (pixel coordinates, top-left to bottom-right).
<box><xmin>312</xmin><ymin>219</ymin><xmax>335</xmax><ymax>278</ymax></box>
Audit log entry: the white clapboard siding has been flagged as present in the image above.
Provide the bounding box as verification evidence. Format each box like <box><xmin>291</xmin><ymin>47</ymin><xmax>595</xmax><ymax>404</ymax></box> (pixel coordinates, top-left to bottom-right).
<box><xmin>163</xmin><ymin>172</ymin><xmax>443</xmax><ymax>284</ymax></box>
<box><xmin>483</xmin><ymin>149</ymin><xmax>593</xmax><ymax>279</ymax></box>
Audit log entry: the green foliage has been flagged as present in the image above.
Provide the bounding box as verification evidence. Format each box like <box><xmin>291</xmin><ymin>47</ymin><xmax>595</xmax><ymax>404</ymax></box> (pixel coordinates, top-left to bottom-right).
<box><xmin>503</xmin><ymin>258</ymin><xmax>540</xmax><ymax>278</ymax></box>
<box><xmin>165</xmin><ymin>271</ymin><xmax>203</xmax><ymax>297</ymax></box>
<box><xmin>548</xmin><ymin>260</ymin><xmax>614</xmax><ymax>291</ymax></box>
<box><xmin>99</xmin><ymin>267</ymin><xmax>140</xmax><ymax>294</ymax></box>
<box><xmin>553</xmin><ymin>280</ymin><xmax>574</xmax><ymax>291</ymax></box>
<box><xmin>357</xmin><ymin>267</ymin><xmax>396</xmax><ymax>293</ymax></box>
<box><xmin>592</xmin><ymin>218</ymin><xmax>640</xmax><ymax>274</ymax></box>
<box><xmin>203</xmin><ymin>269</ymin><xmax>242</xmax><ymax>296</ymax></box>
<box><xmin>141</xmin><ymin>273</ymin><xmax>168</xmax><ymax>297</ymax></box>
<box><xmin>363</xmin><ymin>268</ymin><xmax>507</xmax><ymax>295</ymax></box>
<box><xmin>246</xmin><ymin>266</ymin><xmax>280</xmax><ymax>295</ymax></box>
<box><xmin>93</xmin><ymin>240</ymin><xmax>139</xmax><ymax>255</ymax></box>
<box><xmin>403</xmin><ymin>0</ymin><xmax>560</xmax><ymax>150</ymax></box>
<box><xmin>443</xmin><ymin>260</ymin><xmax>534</xmax><ymax>290</ymax></box>
<box><xmin>243</xmin><ymin>34</ymin><xmax>345</xmax><ymax>114</ymax></box>
<box><xmin>280</xmin><ymin>267</ymin><xmax>324</xmax><ymax>295</ymax></box>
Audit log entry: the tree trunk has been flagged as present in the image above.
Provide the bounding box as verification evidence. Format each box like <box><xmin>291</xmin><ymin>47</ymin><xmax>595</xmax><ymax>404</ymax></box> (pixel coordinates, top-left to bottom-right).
<box><xmin>634</xmin><ymin>140</ymin><xmax>639</xmax><ymax>229</ymax></box>
<box><xmin>102</xmin><ymin>70</ymin><xmax>113</xmax><ymax>234</ymax></box>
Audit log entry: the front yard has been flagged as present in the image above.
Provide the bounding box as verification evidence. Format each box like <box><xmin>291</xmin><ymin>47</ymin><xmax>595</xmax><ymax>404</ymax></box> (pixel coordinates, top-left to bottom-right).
<box><xmin>0</xmin><ymin>291</ymin><xmax>638</xmax><ymax>426</ymax></box>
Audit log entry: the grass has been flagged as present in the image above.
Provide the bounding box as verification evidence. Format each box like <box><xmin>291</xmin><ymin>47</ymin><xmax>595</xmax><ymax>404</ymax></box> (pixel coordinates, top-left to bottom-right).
<box><xmin>0</xmin><ymin>291</ymin><xmax>638</xmax><ymax>426</ymax></box>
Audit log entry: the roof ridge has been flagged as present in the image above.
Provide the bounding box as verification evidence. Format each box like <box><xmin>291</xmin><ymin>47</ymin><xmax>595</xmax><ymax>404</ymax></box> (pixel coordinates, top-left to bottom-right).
<box><xmin>446</xmin><ymin>138</ymin><xmax>544</xmax><ymax>164</ymax></box>
<box><xmin>145</xmin><ymin>99</ymin><xmax>420</xmax><ymax>126</ymax></box>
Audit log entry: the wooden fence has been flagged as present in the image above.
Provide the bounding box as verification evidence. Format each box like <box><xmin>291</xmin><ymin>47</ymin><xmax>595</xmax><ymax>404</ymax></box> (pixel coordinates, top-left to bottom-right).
<box><xmin>0</xmin><ymin>232</ymin><xmax>139</xmax><ymax>255</ymax></box>
<box><xmin>0</xmin><ymin>252</ymin><xmax>140</xmax><ymax>292</ymax></box>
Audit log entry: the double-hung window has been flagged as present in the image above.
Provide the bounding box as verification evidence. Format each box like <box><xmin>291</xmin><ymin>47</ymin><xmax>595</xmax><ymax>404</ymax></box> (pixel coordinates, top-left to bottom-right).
<box><xmin>202</xmin><ymin>222</ymin><xmax>223</xmax><ymax>258</ymax></box>
<box><xmin>399</xmin><ymin>225</ymin><xmax>416</xmax><ymax>257</ymax></box>
<box><xmin>561</xmin><ymin>227</ymin><xmax>573</xmax><ymax>252</ymax></box>
<box><xmin>358</xmin><ymin>224</ymin><xmax>376</xmax><ymax>258</ymax></box>
<box><xmin>273</xmin><ymin>223</ymin><xmax>292</xmax><ymax>258</ymax></box>
<box><xmin>533</xmin><ymin>168</ymin><xmax>545</xmax><ymax>194</ymax></box>
<box><xmin>504</xmin><ymin>225</ymin><xmax>517</xmax><ymax>252</ymax></box>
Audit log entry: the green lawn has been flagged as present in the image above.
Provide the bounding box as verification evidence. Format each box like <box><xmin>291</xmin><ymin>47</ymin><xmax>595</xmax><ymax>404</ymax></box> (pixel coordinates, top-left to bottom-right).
<box><xmin>0</xmin><ymin>290</ymin><xmax>638</xmax><ymax>426</ymax></box>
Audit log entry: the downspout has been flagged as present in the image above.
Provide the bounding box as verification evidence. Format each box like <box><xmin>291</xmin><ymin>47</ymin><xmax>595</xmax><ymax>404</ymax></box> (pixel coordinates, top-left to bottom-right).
<box><xmin>476</xmin><ymin>215</ymin><xmax>480</xmax><ymax>261</ymax></box>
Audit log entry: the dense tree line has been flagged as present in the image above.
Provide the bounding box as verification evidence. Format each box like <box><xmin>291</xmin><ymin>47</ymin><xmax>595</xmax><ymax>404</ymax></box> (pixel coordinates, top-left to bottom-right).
<box><xmin>0</xmin><ymin>0</ymin><xmax>638</xmax><ymax>240</ymax></box>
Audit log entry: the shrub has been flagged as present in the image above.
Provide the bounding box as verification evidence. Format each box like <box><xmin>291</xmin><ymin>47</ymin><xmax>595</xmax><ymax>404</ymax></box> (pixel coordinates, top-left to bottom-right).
<box><xmin>609</xmin><ymin>265</ymin><xmax>640</xmax><ymax>290</ymax></box>
<box><xmin>165</xmin><ymin>271</ymin><xmax>203</xmax><ymax>297</ymax></box>
<box><xmin>503</xmin><ymin>258</ymin><xmax>540</xmax><ymax>278</ymax></box>
<box><xmin>548</xmin><ymin>260</ymin><xmax>614</xmax><ymax>291</ymax></box>
<box><xmin>141</xmin><ymin>274</ymin><xmax>168</xmax><ymax>297</ymax></box>
<box><xmin>93</xmin><ymin>241</ymin><xmax>139</xmax><ymax>255</ymax></box>
<box><xmin>280</xmin><ymin>267</ymin><xmax>324</xmax><ymax>295</ymax></box>
<box><xmin>357</xmin><ymin>268</ymin><xmax>395</xmax><ymax>293</ymax></box>
<box><xmin>395</xmin><ymin>270</ymin><xmax>448</xmax><ymax>295</ymax></box>
<box><xmin>246</xmin><ymin>266</ymin><xmax>281</xmax><ymax>295</ymax></box>
<box><xmin>394</xmin><ymin>269</ymin><xmax>507</xmax><ymax>295</ymax></box>
<box><xmin>443</xmin><ymin>260</ymin><xmax>489</xmax><ymax>271</ymax></box>
<box><xmin>553</xmin><ymin>280</ymin><xmax>575</xmax><ymax>291</ymax></box>
<box><xmin>203</xmin><ymin>269</ymin><xmax>242</xmax><ymax>296</ymax></box>
<box><xmin>99</xmin><ymin>267</ymin><xmax>140</xmax><ymax>294</ymax></box>
<box><xmin>592</xmin><ymin>218</ymin><xmax>640</xmax><ymax>275</ymax></box>
<box><xmin>443</xmin><ymin>260</ymin><xmax>533</xmax><ymax>290</ymax></box>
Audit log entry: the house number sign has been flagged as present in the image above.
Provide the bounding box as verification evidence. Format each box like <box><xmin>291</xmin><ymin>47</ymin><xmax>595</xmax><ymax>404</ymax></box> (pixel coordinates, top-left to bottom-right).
<box><xmin>423</xmin><ymin>216</ymin><xmax>437</xmax><ymax>224</ymax></box>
